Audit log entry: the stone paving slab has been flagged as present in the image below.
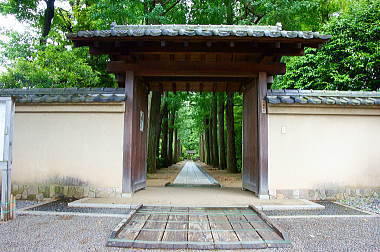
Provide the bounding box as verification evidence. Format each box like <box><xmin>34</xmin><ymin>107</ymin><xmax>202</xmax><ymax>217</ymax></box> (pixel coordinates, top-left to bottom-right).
<box><xmin>172</xmin><ymin>161</ymin><xmax>219</xmax><ymax>186</ymax></box>
<box><xmin>68</xmin><ymin>187</ymin><xmax>324</xmax><ymax>210</ymax></box>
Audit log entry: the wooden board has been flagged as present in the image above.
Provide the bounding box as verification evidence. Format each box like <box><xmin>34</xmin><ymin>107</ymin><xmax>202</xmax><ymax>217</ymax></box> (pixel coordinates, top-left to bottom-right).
<box><xmin>209</xmin><ymin>211</ymin><xmax>241</xmax><ymax>249</ymax></box>
<box><xmin>110</xmin><ymin>206</ymin><xmax>290</xmax><ymax>249</ymax></box>
<box><xmin>133</xmin><ymin>207</ymin><xmax>169</xmax><ymax>249</ymax></box>
<box><xmin>227</xmin><ymin>211</ymin><xmax>267</xmax><ymax>249</ymax></box>
<box><xmin>242</xmin><ymin>79</ymin><xmax>259</xmax><ymax>193</ymax></box>
<box><xmin>188</xmin><ymin>213</ymin><xmax>214</xmax><ymax>249</ymax></box>
<box><xmin>243</xmin><ymin>212</ymin><xmax>285</xmax><ymax>248</ymax></box>
<box><xmin>122</xmin><ymin>72</ymin><xmax>148</xmax><ymax>193</ymax></box>
<box><xmin>116</xmin><ymin>211</ymin><xmax>149</xmax><ymax>247</ymax></box>
<box><xmin>162</xmin><ymin>207</ymin><xmax>188</xmax><ymax>249</ymax></box>
<box><xmin>257</xmin><ymin>72</ymin><xmax>269</xmax><ymax>196</ymax></box>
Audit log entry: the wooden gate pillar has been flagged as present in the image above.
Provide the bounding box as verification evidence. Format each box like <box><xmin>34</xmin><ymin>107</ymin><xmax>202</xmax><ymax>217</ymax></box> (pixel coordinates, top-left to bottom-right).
<box><xmin>242</xmin><ymin>72</ymin><xmax>269</xmax><ymax>199</ymax></box>
<box><xmin>122</xmin><ymin>71</ymin><xmax>148</xmax><ymax>196</ymax></box>
<box><xmin>257</xmin><ymin>72</ymin><xmax>269</xmax><ymax>199</ymax></box>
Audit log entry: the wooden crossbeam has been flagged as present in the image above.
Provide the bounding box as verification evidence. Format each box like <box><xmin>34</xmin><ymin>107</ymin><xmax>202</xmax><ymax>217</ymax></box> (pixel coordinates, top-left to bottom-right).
<box><xmin>90</xmin><ymin>44</ymin><xmax>304</xmax><ymax>56</ymax></box>
<box><xmin>107</xmin><ymin>61</ymin><xmax>285</xmax><ymax>76</ymax></box>
<box><xmin>148</xmin><ymin>81</ymin><xmax>240</xmax><ymax>92</ymax></box>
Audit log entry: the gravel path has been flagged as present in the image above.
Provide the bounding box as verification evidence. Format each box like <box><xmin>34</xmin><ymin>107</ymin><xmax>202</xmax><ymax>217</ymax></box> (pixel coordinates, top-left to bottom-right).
<box><xmin>26</xmin><ymin>199</ymin><xmax>131</xmax><ymax>215</ymax></box>
<box><xmin>269</xmin><ymin>217</ymin><xmax>380</xmax><ymax>252</ymax></box>
<box><xmin>0</xmin><ymin>215</ymin><xmax>121</xmax><ymax>252</ymax></box>
<box><xmin>264</xmin><ymin>201</ymin><xmax>370</xmax><ymax>216</ymax></box>
<box><xmin>0</xmin><ymin>214</ymin><xmax>379</xmax><ymax>251</ymax></box>
<box><xmin>339</xmin><ymin>196</ymin><xmax>380</xmax><ymax>215</ymax></box>
<box><xmin>16</xmin><ymin>200</ymin><xmax>40</xmax><ymax>210</ymax></box>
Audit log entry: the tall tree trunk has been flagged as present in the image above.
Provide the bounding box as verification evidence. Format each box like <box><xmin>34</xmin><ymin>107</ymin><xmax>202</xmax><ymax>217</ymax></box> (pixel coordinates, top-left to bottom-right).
<box><xmin>200</xmin><ymin>134</ymin><xmax>205</xmax><ymax>162</ymax></box>
<box><xmin>199</xmin><ymin>135</ymin><xmax>203</xmax><ymax>161</ymax></box>
<box><xmin>224</xmin><ymin>0</ymin><xmax>234</xmax><ymax>25</ymax></box>
<box><xmin>211</xmin><ymin>94</ymin><xmax>219</xmax><ymax>167</ymax></box>
<box><xmin>204</xmin><ymin>119</ymin><xmax>211</xmax><ymax>164</ymax></box>
<box><xmin>155</xmin><ymin>94</ymin><xmax>165</xmax><ymax>166</ymax></box>
<box><xmin>226</xmin><ymin>92</ymin><xmax>238</xmax><ymax>173</ymax></box>
<box><xmin>147</xmin><ymin>91</ymin><xmax>161</xmax><ymax>173</ymax></box>
<box><xmin>40</xmin><ymin>0</ymin><xmax>55</xmax><ymax>45</ymax></box>
<box><xmin>161</xmin><ymin>103</ymin><xmax>169</xmax><ymax>167</ymax></box>
<box><xmin>173</xmin><ymin>128</ymin><xmax>178</xmax><ymax>164</ymax></box>
<box><xmin>202</xmin><ymin>134</ymin><xmax>206</xmax><ymax>162</ymax></box>
<box><xmin>208</xmin><ymin>115</ymin><xmax>214</xmax><ymax>165</ymax></box>
<box><xmin>177</xmin><ymin>139</ymin><xmax>182</xmax><ymax>160</ymax></box>
<box><xmin>217</xmin><ymin>93</ymin><xmax>227</xmax><ymax>170</ymax></box>
<box><xmin>168</xmin><ymin>109</ymin><xmax>175</xmax><ymax>165</ymax></box>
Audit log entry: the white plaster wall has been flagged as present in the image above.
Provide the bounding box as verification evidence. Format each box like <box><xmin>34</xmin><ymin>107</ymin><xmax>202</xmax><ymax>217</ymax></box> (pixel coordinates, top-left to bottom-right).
<box><xmin>268</xmin><ymin>105</ymin><xmax>380</xmax><ymax>192</ymax></box>
<box><xmin>11</xmin><ymin>103</ymin><xmax>125</xmax><ymax>189</ymax></box>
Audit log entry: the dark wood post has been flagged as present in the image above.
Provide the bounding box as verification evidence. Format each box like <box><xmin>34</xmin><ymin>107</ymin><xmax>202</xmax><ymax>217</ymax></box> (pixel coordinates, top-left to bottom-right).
<box><xmin>122</xmin><ymin>71</ymin><xmax>148</xmax><ymax>196</ymax></box>
<box><xmin>257</xmin><ymin>72</ymin><xmax>269</xmax><ymax>199</ymax></box>
<box><xmin>242</xmin><ymin>74</ymin><xmax>269</xmax><ymax>199</ymax></box>
<box><xmin>242</xmin><ymin>80</ymin><xmax>258</xmax><ymax>193</ymax></box>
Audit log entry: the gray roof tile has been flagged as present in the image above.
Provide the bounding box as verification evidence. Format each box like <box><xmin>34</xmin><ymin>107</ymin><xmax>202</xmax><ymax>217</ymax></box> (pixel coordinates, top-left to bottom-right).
<box><xmin>68</xmin><ymin>24</ymin><xmax>331</xmax><ymax>40</ymax></box>
<box><xmin>0</xmin><ymin>88</ymin><xmax>126</xmax><ymax>104</ymax></box>
<box><xmin>267</xmin><ymin>90</ymin><xmax>380</xmax><ymax>106</ymax></box>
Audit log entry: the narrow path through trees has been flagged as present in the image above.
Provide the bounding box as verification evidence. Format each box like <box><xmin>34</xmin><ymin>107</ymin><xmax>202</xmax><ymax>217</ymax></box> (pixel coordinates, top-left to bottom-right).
<box><xmin>172</xmin><ymin>161</ymin><xmax>219</xmax><ymax>186</ymax></box>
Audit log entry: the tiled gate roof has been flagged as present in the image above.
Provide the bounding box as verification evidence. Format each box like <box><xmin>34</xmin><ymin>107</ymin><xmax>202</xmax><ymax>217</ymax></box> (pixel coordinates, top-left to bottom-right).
<box><xmin>1</xmin><ymin>88</ymin><xmax>378</xmax><ymax>106</ymax></box>
<box><xmin>0</xmin><ymin>88</ymin><xmax>126</xmax><ymax>103</ymax></box>
<box><xmin>67</xmin><ymin>24</ymin><xmax>331</xmax><ymax>40</ymax></box>
<box><xmin>267</xmin><ymin>90</ymin><xmax>380</xmax><ymax>106</ymax></box>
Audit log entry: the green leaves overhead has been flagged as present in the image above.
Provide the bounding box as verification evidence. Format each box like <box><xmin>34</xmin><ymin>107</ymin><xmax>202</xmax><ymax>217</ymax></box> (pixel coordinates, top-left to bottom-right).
<box><xmin>0</xmin><ymin>46</ymin><xmax>103</xmax><ymax>88</ymax></box>
<box><xmin>0</xmin><ymin>0</ymin><xmax>39</xmax><ymax>22</ymax></box>
<box><xmin>274</xmin><ymin>0</ymin><xmax>380</xmax><ymax>90</ymax></box>
<box><xmin>0</xmin><ymin>0</ymin><xmax>378</xmax><ymax>90</ymax></box>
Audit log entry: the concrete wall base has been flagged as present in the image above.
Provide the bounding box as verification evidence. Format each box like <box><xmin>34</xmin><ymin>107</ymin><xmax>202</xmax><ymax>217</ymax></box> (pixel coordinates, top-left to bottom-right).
<box><xmin>10</xmin><ymin>184</ymin><xmax>122</xmax><ymax>200</ymax></box>
<box><xmin>272</xmin><ymin>187</ymin><xmax>380</xmax><ymax>200</ymax></box>
<box><xmin>257</xmin><ymin>194</ymin><xmax>270</xmax><ymax>200</ymax></box>
<box><xmin>121</xmin><ymin>193</ymin><xmax>132</xmax><ymax>198</ymax></box>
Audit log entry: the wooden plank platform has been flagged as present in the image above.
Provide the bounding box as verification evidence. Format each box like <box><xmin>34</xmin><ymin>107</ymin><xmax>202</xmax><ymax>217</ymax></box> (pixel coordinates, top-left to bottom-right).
<box><xmin>107</xmin><ymin>205</ymin><xmax>291</xmax><ymax>250</ymax></box>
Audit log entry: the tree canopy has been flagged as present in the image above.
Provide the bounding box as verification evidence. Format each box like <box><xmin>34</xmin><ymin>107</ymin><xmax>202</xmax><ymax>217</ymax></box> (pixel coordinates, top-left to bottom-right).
<box><xmin>0</xmin><ymin>0</ymin><xmax>378</xmax><ymax>169</ymax></box>
<box><xmin>1</xmin><ymin>0</ymin><xmax>377</xmax><ymax>90</ymax></box>
<box><xmin>273</xmin><ymin>0</ymin><xmax>380</xmax><ymax>90</ymax></box>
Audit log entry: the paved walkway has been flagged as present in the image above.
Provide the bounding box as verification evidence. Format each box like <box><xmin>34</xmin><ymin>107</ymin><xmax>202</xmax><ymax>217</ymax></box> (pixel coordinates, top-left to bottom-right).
<box><xmin>172</xmin><ymin>160</ymin><xmax>219</xmax><ymax>185</ymax></box>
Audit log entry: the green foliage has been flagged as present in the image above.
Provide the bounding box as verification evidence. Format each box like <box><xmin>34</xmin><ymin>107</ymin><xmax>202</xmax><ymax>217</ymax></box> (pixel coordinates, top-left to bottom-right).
<box><xmin>0</xmin><ymin>0</ymin><xmax>39</xmax><ymax>22</ymax></box>
<box><xmin>175</xmin><ymin>93</ymin><xmax>209</xmax><ymax>153</ymax></box>
<box><xmin>0</xmin><ymin>45</ymin><xmax>104</xmax><ymax>88</ymax></box>
<box><xmin>0</xmin><ymin>29</ymin><xmax>37</xmax><ymax>65</ymax></box>
<box><xmin>273</xmin><ymin>0</ymin><xmax>380</xmax><ymax>90</ymax></box>
<box><xmin>233</xmin><ymin>94</ymin><xmax>243</xmax><ymax>172</ymax></box>
<box><xmin>1</xmin><ymin>0</ymin><xmax>378</xmax><ymax>171</ymax></box>
<box><xmin>240</xmin><ymin>0</ymin><xmax>351</xmax><ymax>30</ymax></box>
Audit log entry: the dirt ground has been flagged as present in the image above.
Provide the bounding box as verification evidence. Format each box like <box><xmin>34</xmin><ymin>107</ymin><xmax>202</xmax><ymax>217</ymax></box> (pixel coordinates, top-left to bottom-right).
<box><xmin>146</xmin><ymin>160</ymin><xmax>242</xmax><ymax>188</ymax></box>
<box><xmin>196</xmin><ymin>161</ymin><xmax>242</xmax><ymax>188</ymax></box>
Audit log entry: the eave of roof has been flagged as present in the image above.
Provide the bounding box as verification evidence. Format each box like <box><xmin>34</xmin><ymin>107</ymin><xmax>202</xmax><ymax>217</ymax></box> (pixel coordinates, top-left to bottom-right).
<box><xmin>0</xmin><ymin>88</ymin><xmax>126</xmax><ymax>104</ymax></box>
<box><xmin>67</xmin><ymin>24</ymin><xmax>331</xmax><ymax>41</ymax></box>
<box><xmin>267</xmin><ymin>90</ymin><xmax>380</xmax><ymax>106</ymax></box>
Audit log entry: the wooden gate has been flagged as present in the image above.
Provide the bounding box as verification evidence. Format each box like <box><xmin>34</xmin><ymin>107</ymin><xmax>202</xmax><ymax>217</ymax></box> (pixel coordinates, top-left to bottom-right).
<box><xmin>242</xmin><ymin>73</ymin><xmax>269</xmax><ymax>198</ymax></box>
<box><xmin>122</xmin><ymin>72</ymin><xmax>148</xmax><ymax>194</ymax></box>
